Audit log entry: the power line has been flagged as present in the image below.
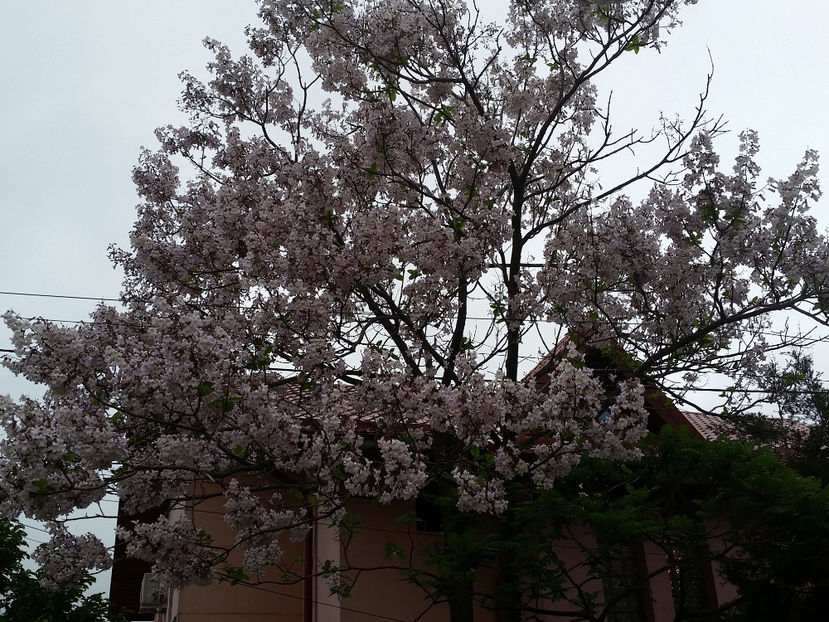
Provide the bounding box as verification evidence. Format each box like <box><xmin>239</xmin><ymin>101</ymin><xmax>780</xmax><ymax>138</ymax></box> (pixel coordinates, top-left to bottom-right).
<box><xmin>3</xmin><ymin>344</ymin><xmax>829</xmax><ymax>392</ymax></box>
<box><xmin>680</xmin><ymin>386</ymin><xmax>829</xmax><ymax>395</ymax></box>
<box><xmin>0</xmin><ymin>289</ymin><xmax>824</xmax><ymax>332</ymax></box>
<box><xmin>4</xmin><ymin>313</ymin><xmax>827</xmax><ymax>341</ymax></box>
<box><xmin>2</xmin><ymin>290</ymin><xmax>827</xmax><ymax>389</ymax></box>
<box><xmin>0</xmin><ymin>290</ymin><xmax>120</xmax><ymax>303</ymax></box>
<box><xmin>185</xmin><ymin>509</ymin><xmax>596</xmax><ymax>549</ymax></box>
<box><xmin>21</xmin><ymin>522</ymin><xmax>49</xmax><ymax>535</ymax></box>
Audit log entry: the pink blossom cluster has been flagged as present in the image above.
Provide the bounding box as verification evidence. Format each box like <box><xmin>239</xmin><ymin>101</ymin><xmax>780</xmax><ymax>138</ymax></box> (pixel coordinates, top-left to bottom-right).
<box><xmin>33</xmin><ymin>523</ymin><xmax>111</xmax><ymax>590</ymax></box>
<box><xmin>125</xmin><ymin>517</ymin><xmax>216</xmax><ymax>588</ymax></box>
<box><xmin>542</xmin><ymin>130</ymin><xmax>828</xmax><ymax>380</ymax></box>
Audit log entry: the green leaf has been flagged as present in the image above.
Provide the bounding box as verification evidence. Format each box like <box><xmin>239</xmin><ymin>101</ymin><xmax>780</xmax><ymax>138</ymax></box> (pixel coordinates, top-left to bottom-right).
<box><xmin>435</xmin><ymin>104</ymin><xmax>455</xmax><ymax>126</ymax></box>
<box><xmin>363</xmin><ymin>161</ymin><xmax>379</xmax><ymax>180</ymax></box>
<box><xmin>451</xmin><ymin>217</ymin><xmax>466</xmax><ymax>237</ymax></box>
<box><xmin>196</xmin><ymin>380</ymin><xmax>214</xmax><ymax>397</ymax></box>
<box><xmin>221</xmin><ymin>563</ymin><xmax>250</xmax><ymax>586</ymax></box>
<box><xmin>209</xmin><ymin>395</ymin><xmax>243</xmax><ymax>412</ymax></box>
<box><xmin>321</xmin><ymin>209</ymin><xmax>337</xmax><ymax>227</ymax></box>
<box><xmin>243</xmin><ymin>347</ymin><xmax>272</xmax><ymax>371</ymax></box>
<box><xmin>383</xmin><ymin>540</ymin><xmax>405</xmax><ymax>559</ymax></box>
<box><xmin>624</xmin><ymin>34</ymin><xmax>643</xmax><ymax>54</ymax></box>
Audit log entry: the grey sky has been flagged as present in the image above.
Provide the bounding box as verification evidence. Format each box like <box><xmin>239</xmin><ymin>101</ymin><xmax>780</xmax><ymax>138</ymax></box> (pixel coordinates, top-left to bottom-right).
<box><xmin>1</xmin><ymin>0</ymin><xmax>827</xmax><ymax>596</ymax></box>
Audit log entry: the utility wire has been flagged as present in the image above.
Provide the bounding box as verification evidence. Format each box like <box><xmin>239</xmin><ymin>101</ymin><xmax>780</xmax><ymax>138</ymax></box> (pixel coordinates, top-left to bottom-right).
<box><xmin>2</xmin><ymin>290</ymin><xmax>827</xmax><ymax>391</ymax></box>
<box><xmin>0</xmin><ymin>290</ymin><xmax>120</xmax><ymax>303</ymax></box>
<box><xmin>21</xmin><ymin>522</ymin><xmax>49</xmax><ymax>535</ymax></box>
<box><xmin>183</xmin><ymin>508</ymin><xmax>595</xmax><ymax>549</ymax></box>
<box><xmin>0</xmin><ymin>289</ymin><xmax>824</xmax><ymax>329</ymax></box>
<box><xmin>0</xmin><ymin>289</ymin><xmax>826</xmax><ymax>363</ymax></box>
<box><xmin>4</xmin><ymin>313</ymin><xmax>826</xmax><ymax>341</ymax></box>
<box><xmin>3</xmin><ymin>345</ymin><xmax>829</xmax><ymax>392</ymax></box>
<box><xmin>676</xmin><ymin>386</ymin><xmax>829</xmax><ymax>395</ymax></box>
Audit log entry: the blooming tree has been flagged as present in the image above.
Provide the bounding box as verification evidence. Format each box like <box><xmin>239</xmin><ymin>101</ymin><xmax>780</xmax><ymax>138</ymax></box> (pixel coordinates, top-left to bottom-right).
<box><xmin>2</xmin><ymin>0</ymin><xmax>828</xmax><ymax>618</ymax></box>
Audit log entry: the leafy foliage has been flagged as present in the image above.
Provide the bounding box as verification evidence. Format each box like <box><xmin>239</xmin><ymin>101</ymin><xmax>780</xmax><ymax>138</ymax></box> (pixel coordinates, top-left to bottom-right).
<box><xmin>532</xmin><ymin>428</ymin><xmax>829</xmax><ymax>621</ymax></box>
<box><xmin>392</xmin><ymin>427</ymin><xmax>829</xmax><ymax>620</ymax></box>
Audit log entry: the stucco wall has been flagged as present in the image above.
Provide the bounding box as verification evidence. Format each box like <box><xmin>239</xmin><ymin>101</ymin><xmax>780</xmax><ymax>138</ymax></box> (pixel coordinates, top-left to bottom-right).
<box><xmin>164</xmin><ymin>489</ymin><xmax>739</xmax><ymax>622</ymax></box>
<box><xmin>174</xmin><ymin>487</ymin><xmax>306</xmax><ymax>622</ymax></box>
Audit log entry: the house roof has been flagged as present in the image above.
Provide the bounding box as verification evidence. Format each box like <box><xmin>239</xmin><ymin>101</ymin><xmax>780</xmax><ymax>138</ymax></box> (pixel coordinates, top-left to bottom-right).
<box><xmin>675</xmin><ymin>410</ymin><xmax>812</xmax><ymax>445</ymax></box>
<box><xmin>524</xmin><ymin>337</ymin><xmax>817</xmax><ymax>446</ymax></box>
<box><xmin>674</xmin><ymin>411</ymin><xmax>730</xmax><ymax>440</ymax></box>
<box><xmin>523</xmin><ymin>337</ymin><xmax>709</xmax><ymax>439</ymax></box>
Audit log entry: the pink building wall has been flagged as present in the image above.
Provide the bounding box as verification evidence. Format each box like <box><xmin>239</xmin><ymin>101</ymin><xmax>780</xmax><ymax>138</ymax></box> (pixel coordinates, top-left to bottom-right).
<box><xmin>146</xmin><ymin>492</ymin><xmax>738</xmax><ymax>622</ymax></box>
<box><xmin>157</xmin><ymin>491</ymin><xmax>307</xmax><ymax>622</ymax></box>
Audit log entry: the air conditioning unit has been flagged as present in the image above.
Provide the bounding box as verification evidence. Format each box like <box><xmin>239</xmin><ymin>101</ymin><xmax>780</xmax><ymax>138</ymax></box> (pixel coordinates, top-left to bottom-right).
<box><xmin>139</xmin><ymin>573</ymin><xmax>167</xmax><ymax>613</ymax></box>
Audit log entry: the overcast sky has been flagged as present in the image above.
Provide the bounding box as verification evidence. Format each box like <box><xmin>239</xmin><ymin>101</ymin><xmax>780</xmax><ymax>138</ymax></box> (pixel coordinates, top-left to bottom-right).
<box><xmin>1</xmin><ymin>0</ymin><xmax>828</xmax><ymax>595</ymax></box>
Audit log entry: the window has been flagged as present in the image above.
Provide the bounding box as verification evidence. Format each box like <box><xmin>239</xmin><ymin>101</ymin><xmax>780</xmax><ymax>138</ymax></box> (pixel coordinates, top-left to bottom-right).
<box><xmin>666</xmin><ymin>537</ymin><xmax>716</xmax><ymax>621</ymax></box>
<box><xmin>415</xmin><ymin>481</ymin><xmax>443</xmax><ymax>532</ymax></box>
<box><xmin>597</xmin><ymin>541</ymin><xmax>648</xmax><ymax>622</ymax></box>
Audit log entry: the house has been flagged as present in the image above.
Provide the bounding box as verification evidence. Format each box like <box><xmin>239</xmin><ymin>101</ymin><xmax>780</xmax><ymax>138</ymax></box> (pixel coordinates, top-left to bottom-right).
<box><xmin>109</xmin><ymin>344</ymin><xmax>743</xmax><ymax>622</ymax></box>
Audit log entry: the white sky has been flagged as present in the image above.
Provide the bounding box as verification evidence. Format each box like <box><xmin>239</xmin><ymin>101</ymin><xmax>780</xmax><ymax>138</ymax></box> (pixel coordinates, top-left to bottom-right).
<box><xmin>1</xmin><ymin>0</ymin><xmax>828</xmax><ymax>597</ymax></box>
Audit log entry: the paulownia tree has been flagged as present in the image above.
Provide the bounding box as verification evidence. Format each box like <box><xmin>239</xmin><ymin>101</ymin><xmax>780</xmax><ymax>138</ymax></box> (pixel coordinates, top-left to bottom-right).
<box><xmin>1</xmin><ymin>0</ymin><xmax>827</xmax><ymax>619</ymax></box>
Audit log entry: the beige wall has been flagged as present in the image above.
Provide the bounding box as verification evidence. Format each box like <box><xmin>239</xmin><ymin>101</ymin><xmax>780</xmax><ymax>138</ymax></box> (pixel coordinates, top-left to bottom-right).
<box><xmin>337</xmin><ymin>503</ymin><xmax>606</xmax><ymax>622</ymax></box>
<box><xmin>176</xmin><ymin>580</ymin><xmax>304</xmax><ymax>622</ymax></box>
<box><xmin>170</xmin><ymin>487</ymin><xmax>306</xmax><ymax>622</ymax></box>
<box><xmin>705</xmin><ymin>519</ymin><xmax>740</xmax><ymax>610</ymax></box>
<box><xmin>534</xmin><ymin>524</ymin><xmax>604</xmax><ymax>621</ymax></box>
<box><xmin>337</xmin><ymin>498</ymin><xmax>460</xmax><ymax>622</ymax></box>
<box><xmin>163</xmin><ymin>490</ymin><xmax>741</xmax><ymax>622</ymax></box>
<box><xmin>642</xmin><ymin>540</ymin><xmax>675</xmax><ymax>622</ymax></box>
